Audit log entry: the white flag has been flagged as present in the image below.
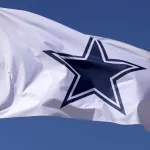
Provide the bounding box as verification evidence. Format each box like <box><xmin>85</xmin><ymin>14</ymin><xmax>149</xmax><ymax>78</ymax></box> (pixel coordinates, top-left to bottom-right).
<box><xmin>0</xmin><ymin>8</ymin><xmax>150</xmax><ymax>130</ymax></box>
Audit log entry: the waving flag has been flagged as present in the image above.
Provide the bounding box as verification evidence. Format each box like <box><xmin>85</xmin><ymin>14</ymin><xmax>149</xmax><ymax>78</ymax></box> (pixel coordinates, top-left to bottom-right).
<box><xmin>0</xmin><ymin>8</ymin><xmax>150</xmax><ymax>130</ymax></box>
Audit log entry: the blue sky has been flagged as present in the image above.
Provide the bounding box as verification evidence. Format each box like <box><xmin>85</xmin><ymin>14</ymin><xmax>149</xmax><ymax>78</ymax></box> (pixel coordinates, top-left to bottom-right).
<box><xmin>0</xmin><ymin>0</ymin><xmax>150</xmax><ymax>149</ymax></box>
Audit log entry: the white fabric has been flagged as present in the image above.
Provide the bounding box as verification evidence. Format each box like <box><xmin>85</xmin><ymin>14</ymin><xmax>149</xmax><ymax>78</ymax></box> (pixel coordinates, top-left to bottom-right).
<box><xmin>0</xmin><ymin>8</ymin><xmax>150</xmax><ymax>130</ymax></box>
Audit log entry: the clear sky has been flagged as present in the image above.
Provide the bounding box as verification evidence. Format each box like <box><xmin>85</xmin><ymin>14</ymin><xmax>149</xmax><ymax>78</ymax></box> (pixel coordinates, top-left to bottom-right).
<box><xmin>0</xmin><ymin>0</ymin><xmax>150</xmax><ymax>150</ymax></box>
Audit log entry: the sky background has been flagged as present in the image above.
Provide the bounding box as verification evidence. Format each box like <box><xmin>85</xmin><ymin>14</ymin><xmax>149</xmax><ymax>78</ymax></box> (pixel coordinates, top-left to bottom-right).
<box><xmin>0</xmin><ymin>0</ymin><xmax>150</xmax><ymax>150</ymax></box>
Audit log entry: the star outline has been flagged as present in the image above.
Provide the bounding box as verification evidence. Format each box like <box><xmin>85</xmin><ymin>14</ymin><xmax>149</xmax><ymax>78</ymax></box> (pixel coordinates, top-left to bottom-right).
<box><xmin>44</xmin><ymin>37</ymin><xmax>146</xmax><ymax>115</ymax></box>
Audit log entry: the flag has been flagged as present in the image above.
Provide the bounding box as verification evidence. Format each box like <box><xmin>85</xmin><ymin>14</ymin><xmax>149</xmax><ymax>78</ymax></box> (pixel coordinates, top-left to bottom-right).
<box><xmin>0</xmin><ymin>7</ymin><xmax>150</xmax><ymax>130</ymax></box>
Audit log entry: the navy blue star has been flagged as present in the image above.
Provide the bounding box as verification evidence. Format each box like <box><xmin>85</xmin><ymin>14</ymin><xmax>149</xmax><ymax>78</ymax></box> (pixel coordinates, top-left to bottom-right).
<box><xmin>44</xmin><ymin>37</ymin><xmax>145</xmax><ymax>115</ymax></box>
